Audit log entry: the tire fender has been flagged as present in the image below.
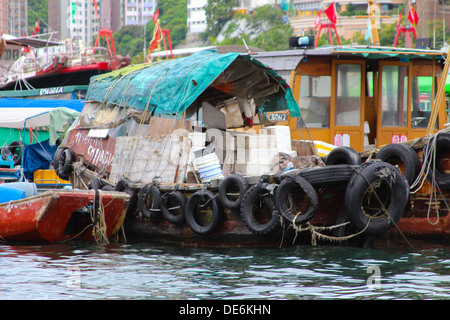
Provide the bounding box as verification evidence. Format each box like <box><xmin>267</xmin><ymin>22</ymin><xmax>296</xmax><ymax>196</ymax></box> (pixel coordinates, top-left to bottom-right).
<box><xmin>345</xmin><ymin>161</ymin><xmax>409</xmax><ymax>235</ymax></box>
<box><xmin>185</xmin><ymin>190</ymin><xmax>223</xmax><ymax>235</ymax></box>
<box><xmin>424</xmin><ymin>133</ymin><xmax>450</xmax><ymax>190</ymax></box>
<box><xmin>376</xmin><ymin>143</ymin><xmax>420</xmax><ymax>185</ymax></box>
<box><xmin>239</xmin><ymin>183</ymin><xmax>281</xmax><ymax>235</ymax></box>
<box><xmin>275</xmin><ymin>175</ymin><xmax>318</xmax><ymax>225</ymax></box>
<box><xmin>219</xmin><ymin>174</ymin><xmax>249</xmax><ymax>210</ymax></box>
<box><xmin>138</xmin><ymin>184</ymin><xmax>161</xmax><ymax>219</ymax></box>
<box><xmin>160</xmin><ymin>191</ymin><xmax>187</xmax><ymax>224</ymax></box>
<box><xmin>325</xmin><ymin>146</ymin><xmax>362</xmax><ymax>165</ymax></box>
<box><xmin>56</xmin><ymin>148</ymin><xmax>74</xmax><ymax>180</ymax></box>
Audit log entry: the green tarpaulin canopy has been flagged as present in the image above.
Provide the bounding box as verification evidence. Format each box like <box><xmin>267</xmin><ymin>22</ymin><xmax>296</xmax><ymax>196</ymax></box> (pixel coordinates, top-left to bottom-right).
<box><xmin>86</xmin><ymin>49</ymin><xmax>301</xmax><ymax>118</ymax></box>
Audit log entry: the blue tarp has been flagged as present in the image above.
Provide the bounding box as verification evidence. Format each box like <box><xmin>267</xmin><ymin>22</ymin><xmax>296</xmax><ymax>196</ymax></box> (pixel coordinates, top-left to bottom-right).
<box><xmin>22</xmin><ymin>139</ymin><xmax>57</xmax><ymax>180</ymax></box>
<box><xmin>0</xmin><ymin>97</ymin><xmax>85</xmax><ymax>113</ymax></box>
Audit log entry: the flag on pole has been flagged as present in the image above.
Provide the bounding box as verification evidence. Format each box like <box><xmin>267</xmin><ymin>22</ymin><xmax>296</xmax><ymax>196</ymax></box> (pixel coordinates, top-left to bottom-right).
<box><xmin>325</xmin><ymin>2</ymin><xmax>337</xmax><ymax>24</ymax></box>
<box><xmin>32</xmin><ymin>21</ymin><xmax>39</xmax><ymax>36</ymax></box>
<box><xmin>152</xmin><ymin>9</ymin><xmax>160</xmax><ymax>23</ymax></box>
<box><xmin>407</xmin><ymin>2</ymin><xmax>419</xmax><ymax>26</ymax></box>
<box><xmin>147</xmin><ymin>10</ymin><xmax>162</xmax><ymax>62</ymax></box>
<box><xmin>314</xmin><ymin>9</ymin><xmax>322</xmax><ymax>31</ymax></box>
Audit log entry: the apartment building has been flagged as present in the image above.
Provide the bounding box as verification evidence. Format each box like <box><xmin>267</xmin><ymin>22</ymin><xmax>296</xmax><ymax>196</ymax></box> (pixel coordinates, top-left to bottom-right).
<box><xmin>7</xmin><ymin>0</ymin><xmax>27</xmax><ymax>37</ymax></box>
<box><xmin>122</xmin><ymin>0</ymin><xmax>157</xmax><ymax>26</ymax></box>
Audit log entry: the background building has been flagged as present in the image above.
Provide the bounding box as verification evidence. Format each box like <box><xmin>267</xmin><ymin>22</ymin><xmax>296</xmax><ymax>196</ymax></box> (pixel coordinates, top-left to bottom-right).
<box><xmin>8</xmin><ymin>0</ymin><xmax>27</xmax><ymax>36</ymax></box>
<box><xmin>122</xmin><ymin>0</ymin><xmax>157</xmax><ymax>26</ymax></box>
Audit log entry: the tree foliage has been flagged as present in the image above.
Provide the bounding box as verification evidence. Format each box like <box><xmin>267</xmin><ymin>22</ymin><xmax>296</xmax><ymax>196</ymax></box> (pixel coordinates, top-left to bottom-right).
<box><xmin>204</xmin><ymin>0</ymin><xmax>236</xmax><ymax>37</ymax></box>
<box><xmin>28</xmin><ymin>0</ymin><xmax>48</xmax><ymax>35</ymax></box>
<box><xmin>212</xmin><ymin>5</ymin><xmax>294</xmax><ymax>51</ymax></box>
<box><xmin>114</xmin><ymin>0</ymin><xmax>187</xmax><ymax>61</ymax></box>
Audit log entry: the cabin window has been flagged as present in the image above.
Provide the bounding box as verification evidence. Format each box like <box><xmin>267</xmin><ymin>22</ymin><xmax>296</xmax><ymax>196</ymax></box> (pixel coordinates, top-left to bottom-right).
<box><xmin>381</xmin><ymin>65</ymin><xmax>408</xmax><ymax>127</ymax></box>
<box><xmin>411</xmin><ymin>76</ymin><xmax>434</xmax><ymax>128</ymax></box>
<box><xmin>298</xmin><ymin>75</ymin><xmax>331</xmax><ymax>128</ymax></box>
<box><xmin>335</xmin><ymin>64</ymin><xmax>361</xmax><ymax>126</ymax></box>
<box><xmin>4</xmin><ymin>49</ymin><xmax>11</xmax><ymax>60</ymax></box>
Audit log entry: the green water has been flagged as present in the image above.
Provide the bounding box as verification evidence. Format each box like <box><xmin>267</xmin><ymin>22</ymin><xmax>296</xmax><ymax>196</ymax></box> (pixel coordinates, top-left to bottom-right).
<box><xmin>0</xmin><ymin>240</ymin><xmax>448</xmax><ymax>301</ymax></box>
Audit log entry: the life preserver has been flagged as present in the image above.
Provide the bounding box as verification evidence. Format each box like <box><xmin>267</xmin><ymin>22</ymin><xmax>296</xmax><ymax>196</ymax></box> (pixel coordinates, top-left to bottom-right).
<box><xmin>7</xmin><ymin>140</ymin><xmax>23</xmax><ymax>166</ymax></box>
<box><xmin>185</xmin><ymin>190</ymin><xmax>223</xmax><ymax>235</ymax></box>
<box><xmin>239</xmin><ymin>183</ymin><xmax>281</xmax><ymax>235</ymax></box>
<box><xmin>219</xmin><ymin>174</ymin><xmax>249</xmax><ymax>210</ymax></box>
<box><xmin>160</xmin><ymin>191</ymin><xmax>187</xmax><ymax>224</ymax></box>
<box><xmin>424</xmin><ymin>133</ymin><xmax>450</xmax><ymax>190</ymax></box>
<box><xmin>375</xmin><ymin>143</ymin><xmax>420</xmax><ymax>185</ymax></box>
<box><xmin>275</xmin><ymin>175</ymin><xmax>318</xmax><ymax>225</ymax></box>
<box><xmin>325</xmin><ymin>146</ymin><xmax>362</xmax><ymax>165</ymax></box>
<box><xmin>57</xmin><ymin>148</ymin><xmax>74</xmax><ymax>180</ymax></box>
<box><xmin>138</xmin><ymin>184</ymin><xmax>161</xmax><ymax>219</ymax></box>
<box><xmin>345</xmin><ymin>161</ymin><xmax>409</xmax><ymax>235</ymax></box>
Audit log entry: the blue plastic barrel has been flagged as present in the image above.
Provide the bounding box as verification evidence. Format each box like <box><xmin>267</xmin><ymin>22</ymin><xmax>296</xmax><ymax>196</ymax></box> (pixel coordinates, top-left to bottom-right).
<box><xmin>0</xmin><ymin>182</ymin><xmax>37</xmax><ymax>198</ymax></box>
<box><xmin>0</xmin><ymin>187</ymin><xmax>26</xmax><ymax>203</ymax></box>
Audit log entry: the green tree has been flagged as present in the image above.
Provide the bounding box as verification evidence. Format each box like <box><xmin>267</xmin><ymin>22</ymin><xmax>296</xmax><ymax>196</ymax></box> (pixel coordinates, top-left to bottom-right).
<box><xmin>28</xmin><ymin>0</ymin><xmax>48</xmax><ymax>35</ymax></box>
<box><xmin>204</xmin><ymin>0</ymin><xmax>236</xmax><ymax>37</ymax></box>
<box><xmin>113</xmin><ymin>0</ymin><xmax>187</xmax><ymax>61</ymax></box>
<box><xmin>212</xmin><ymin>5</ymin><xmax>294</xmax><ymax>51</ymax></box>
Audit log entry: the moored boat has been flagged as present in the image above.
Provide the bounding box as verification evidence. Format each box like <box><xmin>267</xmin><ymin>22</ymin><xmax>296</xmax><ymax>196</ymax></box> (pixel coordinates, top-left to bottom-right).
<box><xmin>0</xmin><ymin>31</ymin><xmax>130</xmax><ymax>91</ymax></box>
<box><xmin>55</xmin><ymin>48</ymin><xmax>418</xmax><ymax>248</ymax></box>
<box><xmin>0</xmin><ymin>188</ymin><xmax>129</xmax><ymax>243</ymax></box>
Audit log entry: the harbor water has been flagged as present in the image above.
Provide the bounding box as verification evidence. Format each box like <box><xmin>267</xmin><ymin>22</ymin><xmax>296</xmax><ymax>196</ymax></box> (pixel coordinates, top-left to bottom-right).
<box><xmin>0</xmin><ymin>240</ymin><xmax>449</xmax><ymax>302</ymax></box>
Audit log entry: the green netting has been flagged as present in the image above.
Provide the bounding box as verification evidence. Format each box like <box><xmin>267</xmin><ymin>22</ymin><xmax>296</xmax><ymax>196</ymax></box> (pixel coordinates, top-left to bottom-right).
<box><xmin>86</xmin><ymin>49</ymin><xmax>301</xmax><ymax>117</ymax></box>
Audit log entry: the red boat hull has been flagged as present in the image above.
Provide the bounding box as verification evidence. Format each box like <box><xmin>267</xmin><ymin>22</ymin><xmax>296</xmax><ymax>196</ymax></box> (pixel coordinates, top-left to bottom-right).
<box><xmin>0</xmin><ymin>189</ymin><xmax>129</xmax><ymax>242</ymax></box>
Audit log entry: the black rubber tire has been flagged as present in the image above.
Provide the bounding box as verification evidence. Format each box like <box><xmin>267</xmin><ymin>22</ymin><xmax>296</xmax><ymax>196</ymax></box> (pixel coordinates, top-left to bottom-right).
<box><xmin>185</xmin><ymin>190</ymin><xmax>223</xmax><ymax>235</ymax></box>
<box><xmin>56</xmin><ymin>148</ymin><xmax>74</xmax><ymax>180</ymax></box>
<box><xmin>219</xmin><ymin>174</ymin><xmax>249</xmax><ymax>210</ymax></box>
<box><xmin>376</xmin><ymin>143</ymin><xmax>420</xmax><ymax>185</ymax></box>
<box><xmin>275</xmin><ymin>175</ymin><xmax>318</xmax><ymax>225</ymax></box>
<box><xmin>160</xmin><ymin>191</ymin><xmax>187</xmax><ymax>224</ymax></box>
<box><xmin>345</xmin><ymin>161</ymin><xmax>409</xmax><ymax>235</ymax></box>
<box><xmin>424</xmin><ymin>133</ymin><xmax>450</xmax><ymax>190</ymax></box>
<box><xmin>7</xmin><ymin>140</ymin><xmax>23</xmax><ymax>166</ymax></box>
<box><xmin>52</xmin><ymin>147</ymin><xmax>64</xmax><ymax>171</ymax></box>
<box><xmin>138</xmin><ymin>184</ymin><xmax>161</xmax><ymax>219</ymax></box>
<box><xmin>325</xmin><ymin>146</ymin><xmax>362</xmax><ymax>165</ymax></box>
<box><xmin>239</xmin><ymin>183</ymin><xmax>281</xmax><ymax>235</ymax></box>
<box><xmin>88</xmin><ymin>178</ymin><xmax>102</xmax><ymax>191</ymax></box>
<box><xmin>114</xmin><ymin>178</ymin><xmax>138</xmax><ymax>218</ymax></box>
<box><xmin>102</xmin><ymin>185</ymin><xmax>114</xmax><ymax>191</ymax></box>
<box><xmin>298</xmin><ymin>165</ymin><xmax>359</xmax><ymax>188</ymax></box>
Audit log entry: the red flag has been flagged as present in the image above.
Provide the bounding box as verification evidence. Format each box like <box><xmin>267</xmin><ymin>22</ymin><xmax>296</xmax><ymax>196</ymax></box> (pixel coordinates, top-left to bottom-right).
<box><xmin>149</xmin><ymin>22</ymin><xmax>162</xmax><ymax>52</ymax></box>
<box><xmin>32</xmin><ymin>21</ymin><xmax>39</xmax><ymax>36</ymax></box>
<box><xmin>152</xmin><ymin>9</ymin><xmax>160</xmax><ymax>23</ymax></box>
<box><xmin>408</xmin><ymin>3</ymin><xmax>419</xmax><ymax>25</ymax></box>
<box><xmin>325</xmin><ymin>2</ymin><xmax>337</xmax><ymax>24</ymax></box>
<box><xmin>314</xmin><ymin>9</ymin><xmax>322</xmax><ymax>31</ymax></box>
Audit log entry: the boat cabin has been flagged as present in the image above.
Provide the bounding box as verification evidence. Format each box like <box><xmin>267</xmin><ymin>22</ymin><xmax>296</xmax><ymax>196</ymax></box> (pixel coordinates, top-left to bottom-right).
<box><xmin>254</xmin><ymin>46</ymin><xmax>448</xmax><ymax>152</ymax></box>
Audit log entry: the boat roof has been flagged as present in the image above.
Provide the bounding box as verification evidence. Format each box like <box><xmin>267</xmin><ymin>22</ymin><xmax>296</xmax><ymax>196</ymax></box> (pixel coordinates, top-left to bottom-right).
<box><xmin>2</xmin><ymin>33</ymin><xmax>63</xmax><ymax>48</ymax></box>
<box><xmin>0</xmin><ymin>98</ymin><xmax>83</xmax><ymax>129</ymax></box>
<box><xmin>86</xmin><ymin>49</ymin><xmax>301</xmax><ymax>118</ymax></box>
<box><xmin>253</xmin><ymin>45</ymin><xmax>448</xmax><ymax>71</ymax></box>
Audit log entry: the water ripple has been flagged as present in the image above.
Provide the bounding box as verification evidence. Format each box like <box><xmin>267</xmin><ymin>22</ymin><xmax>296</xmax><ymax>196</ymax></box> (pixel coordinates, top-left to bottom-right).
<box><xmin>0</xmin><ymin>242</ymin><xmax>448</xmax><ymax>299</ymax></box>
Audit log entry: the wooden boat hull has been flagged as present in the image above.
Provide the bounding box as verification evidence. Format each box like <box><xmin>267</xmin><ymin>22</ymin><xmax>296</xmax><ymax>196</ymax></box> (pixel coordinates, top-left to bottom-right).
<box><xmin>0</xmin><ymin>189</ymin><xmax>129</xmax><ymax>243</ymax></box>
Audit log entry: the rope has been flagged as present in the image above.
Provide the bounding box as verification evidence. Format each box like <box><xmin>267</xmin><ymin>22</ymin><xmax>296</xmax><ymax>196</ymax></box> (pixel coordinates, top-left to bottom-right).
<box><xmin>90</xmin><ymin>189</ymin><xmax>110</xmax><ymax>244</ymax></box>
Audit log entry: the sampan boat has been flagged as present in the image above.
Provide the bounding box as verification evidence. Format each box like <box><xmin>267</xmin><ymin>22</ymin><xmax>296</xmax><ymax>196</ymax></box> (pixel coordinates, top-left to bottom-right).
<box><xmin>0</xmin><ymin>188</ymin><xmax>129</xmax><ymax>243</ymax></box>
<box><xmin>53</xmin><ymin>48</ymin><xmax>424</xmax><ymax>247</ymax></box>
